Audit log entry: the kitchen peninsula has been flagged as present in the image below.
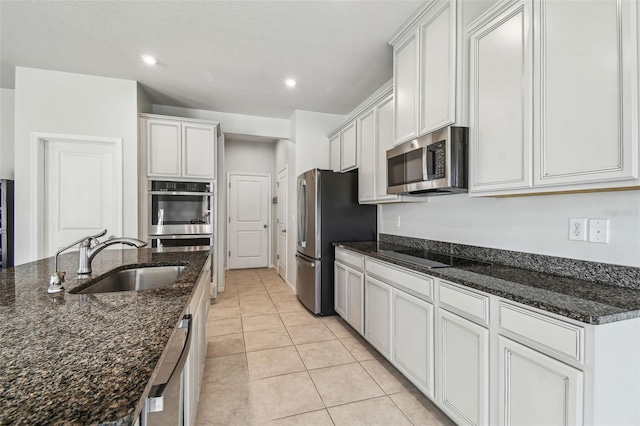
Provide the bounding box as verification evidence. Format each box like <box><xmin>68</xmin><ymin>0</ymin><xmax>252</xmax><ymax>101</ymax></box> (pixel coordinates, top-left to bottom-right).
<box><xmin>0</xmin><ymin>247</ymin><xmax>211</xmax><ymax>425</ymax></box>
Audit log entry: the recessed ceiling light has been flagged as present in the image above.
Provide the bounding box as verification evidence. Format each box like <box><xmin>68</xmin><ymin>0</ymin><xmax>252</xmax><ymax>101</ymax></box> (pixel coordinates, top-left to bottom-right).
<box><xmin>285</xmin><ymin>79</ymin><xmax>296</xmax><ymax>88</ymax></box>
<box><xmin>141</xmin><ymin>55</ymin><xmax>157</xmax><ymax>65</ymax></box>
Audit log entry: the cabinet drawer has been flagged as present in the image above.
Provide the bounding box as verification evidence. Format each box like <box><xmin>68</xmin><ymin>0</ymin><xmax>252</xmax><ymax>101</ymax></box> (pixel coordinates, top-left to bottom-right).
<box><xmin>438</xmin><ymin>281</ymin><xmax>489</xmax><ymax>325</ymax></box>
<box><xmin>365</xmin><ymin>258</ymin><xmax>433</xmax><ymax>301</ymax></box>
<box><xmin>335</xmin><ymin>248</ymin><xmax>364</xmax><ymax>270</ymax></box>
<box><xmin>499</xmin><ymin>303</ymin><xmax>584</xmax><ymax>364</ymax></box>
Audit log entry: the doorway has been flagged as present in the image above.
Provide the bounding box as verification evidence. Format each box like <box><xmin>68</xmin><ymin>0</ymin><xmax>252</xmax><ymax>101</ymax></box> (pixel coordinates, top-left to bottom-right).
<box><xmin>227</xmin><ymin>173</ymin><xmax>271</xmax><ymax>269</ymax></box>
<box><xmin>276</xmin><ymin>167</ymin><xmax>287</xmax><ymax>280</ymax></box>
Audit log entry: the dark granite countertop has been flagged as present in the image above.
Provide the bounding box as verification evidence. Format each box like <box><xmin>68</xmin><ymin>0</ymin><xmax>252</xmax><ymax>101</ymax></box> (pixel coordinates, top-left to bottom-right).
<box><xmin>0</xmin><ymin>247</ymin><xmax>210</xmax><ymax>425</ymax></box>
<box><xmin>337</xmin><ymin>241</ymin><xmax>640</xmax><ymax>325</ymax></box>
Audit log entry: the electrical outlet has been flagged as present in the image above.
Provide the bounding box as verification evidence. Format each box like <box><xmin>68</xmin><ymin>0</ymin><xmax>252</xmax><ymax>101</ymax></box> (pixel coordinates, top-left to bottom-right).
<box><xmin>394</xmin><ymin>216</ymin><xmax>401</xmax><ymax>228</ymax></box>
<box><xmin>569</xmin><ymin>218</ymin><xmax>587</xmax><ymax>241</ymax></box>
<box><xmin>589</xmin><ymin>218</ymin><xmax>609</xmax><ymax>243</ymax></box>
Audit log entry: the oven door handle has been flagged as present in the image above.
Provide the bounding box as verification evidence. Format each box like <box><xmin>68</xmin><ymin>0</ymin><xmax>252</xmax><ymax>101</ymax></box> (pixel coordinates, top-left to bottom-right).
<box><xmin>146</xmin><ymin>314</ymin><xmax>192</xmax><ymax>413</ymax></box>
<box><xmin>150</xmin><ymin>234</ymin><xmax>213</xmax><ymax>239</ymax></box>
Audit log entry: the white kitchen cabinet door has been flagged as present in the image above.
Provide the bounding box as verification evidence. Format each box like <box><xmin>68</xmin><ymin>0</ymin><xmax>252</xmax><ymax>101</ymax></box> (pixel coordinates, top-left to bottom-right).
<box><xmin>375</xmin><ymin>94</ymin><xmax>399</xmax><ymax>202</ymax></box>
<box><xmin>364</xmin><ymin>276</ymin><xmax>392</xmax><ymax>358</ymax></box>
<box><xmin>392</xmin><ymin>289</ymin><xmax>434</xmax><ymax>398</ymax></box>
<box><xmin>533</xmin><ymin>0</ymin><xmax>639</xmax><ymax>187</ymax></box>
<box><xmin>334</xmin><ymin>262</ymin><xmax>348</xmax><ymax>318</ymax></box>
<box><xmin>182</xmin><ymin>122</ymin><xmax>216</xmax><ymax>180</ymax></box>
<box><xmin>358</xmin><ymin>108</ymin><xmax>376</xmax><ymax>202</ymax></box>
<box><xmin>330</xmin><ymin>134</ymin><xmax>341</xmax><ymax>172</ymax></box>
<box><xmin>438</xmin><ymin>308</ymin><xmax>489</xmax><ymax>426</ymax></box>
<box><xmin>346</xmin><ymin>267</ymin><xmax>364</xmax><ymax>335</ymax></box>
<box><xmin>468</xmin><ymin>0</ymin><xmax>533</xmax><ymax>194</ymax></box>
<box><xmin>498</xmin><ymin>336</ymin><xmax>584</xmax><ymax>426</ymax></box>
<box><xmin>419</xmin><ymin>0</ymin><xmax>456</xmax><ymax>134</ymax></box>
<box><xmin>340</xmin><ymin>122</ymin><xmax>358</xmax><ymax>172</ymax></box>
<box><xmin>147</xmin><ymin>119</ymin><xmax>182</xmax><ymax>178</ymax></box>
<box><xmin>393</xmin><ymin>28</ymin><xmax>420</xmax><ymax>145</ymax></box>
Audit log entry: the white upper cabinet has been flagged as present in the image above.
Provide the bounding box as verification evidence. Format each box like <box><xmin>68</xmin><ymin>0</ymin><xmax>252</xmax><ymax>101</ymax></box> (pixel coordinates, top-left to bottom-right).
<box><xmin>358</xmin><ymin>108</ymin><xmax>376</xmax><ymax>202</ymax></box>
<box><xmin>143</xmin><ymin>115</ymin><xmax>217</xmax><ymax>180</ymax></box>
<box><xmin>419</xmin><ymin>0</ymin><xmax>457</xmax><ymax>134</ymax></box>
<box><xmin>182</xmin><ymin>122</ymin><xmax>216</xmax><ymax>179</ymax></box>
<box><xmin>328</xmin><ymin>124</ymin><xmax>357</xmax><ymax>173</ymax></box>
<box><xmin>533</xmin><ymin>0</ymin><xmax>638</xmax><ymax>187</ymax></box>
<box><xmin>375</xmin><ymin>94</ymin><xmax>399</xmax><ymax>201</ymax></box>
<box><xmin>391</xmin><ymin>0</ymin><xmax>460</xmax><ymax>146</ymax></box>
<box><xmin>340</xmin><ymin>122</ymin><xmax>358</xmax><ymax>171</ymax></box>
<box><xmin>468</xmin><ymin>0</ymin><xmax>533</xmax><ymax>193</ymax></box>
<box><xmin>330</xmin><ymin>134</ymin><xmax>341</xmax><ymax>172</ymax></box>
<box><xmin>147</xmin><ymin>119</ymin><xmax>182</xmax><ymax>178</ymax></box>
<box><xmin>393</xmin><ymin>29</ymin><xmax>420</xmax><ymax>145</ymax></box>
<box><xmin>468</xmin><ymin>0</ymin><xmax>639</xmax><ymax>195</ymax></box>
<box><xmin>357</xmin><ymin>89</ymin><xmax>401</xmax><ymax>204</ymax></box>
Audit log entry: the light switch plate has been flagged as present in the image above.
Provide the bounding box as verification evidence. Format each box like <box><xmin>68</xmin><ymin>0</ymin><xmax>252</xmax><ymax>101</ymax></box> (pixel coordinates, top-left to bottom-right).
<box><xmin>588</xmin><ymin>218</ymin><xmax>609</xmax><ymax>243</ymax></box>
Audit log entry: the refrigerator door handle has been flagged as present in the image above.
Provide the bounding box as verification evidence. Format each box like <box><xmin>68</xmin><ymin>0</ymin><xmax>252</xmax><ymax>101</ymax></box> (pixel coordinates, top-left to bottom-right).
<box><xmin>297</xmin><ymin>180</ymin><xmax>307</xmax><ymax>248</ymax></box>
<box><xmin>295</xmin><ymin>253</ymin><xmax>314</xmax><ymax>267</ymax></box>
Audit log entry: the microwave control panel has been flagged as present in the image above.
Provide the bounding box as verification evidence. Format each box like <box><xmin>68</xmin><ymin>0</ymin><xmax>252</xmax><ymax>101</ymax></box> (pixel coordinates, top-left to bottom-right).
<box><xmin>427</xmin><ymin>141</ymin><xmax>446</xmax><ymax>180</ymax></box>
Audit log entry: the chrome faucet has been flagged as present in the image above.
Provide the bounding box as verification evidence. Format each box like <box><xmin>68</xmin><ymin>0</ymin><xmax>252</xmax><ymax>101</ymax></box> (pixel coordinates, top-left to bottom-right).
<box><xmin>48</xmin><ymin>230</ymin><xmax>147</xmax><ymax>293</ymax></box>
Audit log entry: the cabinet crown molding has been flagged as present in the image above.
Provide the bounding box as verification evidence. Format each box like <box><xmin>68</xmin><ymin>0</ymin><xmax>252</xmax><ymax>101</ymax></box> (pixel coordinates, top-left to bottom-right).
<box><xmin>327</xmin><ymin>80</ymin><xmax>392</xmax><ymax>138</ymax></box>
<box><xmin>387</xmin><ymin>0</ymin><xmax>442</xmax><ymax>46</ymax></box>
<box><xmin>140</xmin><ymin>113</ymin><xmax>221</xmax><ymax>136</ymax></box>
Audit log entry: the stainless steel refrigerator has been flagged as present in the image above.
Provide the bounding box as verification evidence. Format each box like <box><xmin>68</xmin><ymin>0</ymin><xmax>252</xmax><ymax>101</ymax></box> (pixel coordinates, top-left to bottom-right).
<box><xmin>296</xmin><ymin>169</ymin><xmax>377</xmax><ymax>315</ymax></box>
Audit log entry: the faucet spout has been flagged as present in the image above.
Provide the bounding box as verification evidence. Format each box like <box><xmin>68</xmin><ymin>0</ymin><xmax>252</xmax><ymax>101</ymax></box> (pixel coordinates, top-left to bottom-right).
<box><xmin>78</xmin><ymin>235</ymin><xmax>147</xmax><ymax>276</ymax></box>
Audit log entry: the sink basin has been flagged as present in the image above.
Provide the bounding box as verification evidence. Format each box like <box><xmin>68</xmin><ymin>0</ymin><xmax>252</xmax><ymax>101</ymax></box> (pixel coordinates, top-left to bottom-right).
<box><xmin>72</xmin><ymin>265</ymin><xmax>186</xmax><ymax>294</ymax></box>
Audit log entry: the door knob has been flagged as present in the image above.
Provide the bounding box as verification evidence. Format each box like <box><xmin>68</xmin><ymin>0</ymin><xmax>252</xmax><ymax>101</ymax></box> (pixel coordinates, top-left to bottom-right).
<box><xmin>263</xmin><ymin>224</ymin><xmax>268</xmax><ymax>228</ymax></box>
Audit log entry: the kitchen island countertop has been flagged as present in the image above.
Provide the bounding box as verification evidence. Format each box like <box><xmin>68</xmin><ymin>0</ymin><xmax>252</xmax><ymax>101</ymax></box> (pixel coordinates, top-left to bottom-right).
<box><xmin>337</xmin><ymin>241</ymin><xmax>640</xmax><ymax>325</ymax></box>
<box><xmin>0</xmin><ymin>247</ymin><xmax>210</xmax><ymax>425</ymax></box>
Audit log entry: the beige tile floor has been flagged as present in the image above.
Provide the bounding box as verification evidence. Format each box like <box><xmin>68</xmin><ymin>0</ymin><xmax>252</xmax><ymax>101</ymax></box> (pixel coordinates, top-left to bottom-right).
<box><xmin>196</xmin><ymin>268</ymin><xmax>456</xmax><ymax>426</ymax></box>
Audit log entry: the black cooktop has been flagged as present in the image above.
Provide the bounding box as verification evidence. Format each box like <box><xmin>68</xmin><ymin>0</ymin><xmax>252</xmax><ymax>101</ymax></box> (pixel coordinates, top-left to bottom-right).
<box><xmin>375</xmin><ymin>249</ymin><xmax>492</xmax><ymax>269</ymax></box>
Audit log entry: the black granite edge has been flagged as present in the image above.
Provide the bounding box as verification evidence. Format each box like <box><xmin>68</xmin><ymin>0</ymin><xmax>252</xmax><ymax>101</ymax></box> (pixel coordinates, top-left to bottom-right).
<box><xmin>337</xmin><ymin>241</ymin><xmax>640</xmax><ymax>325</ymax></box>
<box><xmin>379</xmin><ymin>233</ymin><xmax>640</xmax><ymax>290</ymax></box>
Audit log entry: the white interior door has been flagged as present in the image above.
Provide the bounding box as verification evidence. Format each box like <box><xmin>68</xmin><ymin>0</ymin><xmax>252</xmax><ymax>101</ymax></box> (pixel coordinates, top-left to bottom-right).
<box><xmin>276</xmin><ymin>168</ymin><xmax>287</xmax><ymax>279</ymax></box>
<box><xmin>44</xmin><ymin>139</ymin><xmax>122</xmax><ymax>257</ymax></box>
<box><xmin>228</xmin><ymin>173</ymin><xmax>270</xmax><ymax>269</ymax></box>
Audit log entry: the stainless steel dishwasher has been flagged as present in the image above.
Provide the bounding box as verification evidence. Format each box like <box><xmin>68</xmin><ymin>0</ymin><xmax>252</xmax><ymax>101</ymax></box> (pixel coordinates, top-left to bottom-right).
<box><xmin>142</xmin><ymin>314</ymin><xmax>192</xmax><ymax>426</ymax></box>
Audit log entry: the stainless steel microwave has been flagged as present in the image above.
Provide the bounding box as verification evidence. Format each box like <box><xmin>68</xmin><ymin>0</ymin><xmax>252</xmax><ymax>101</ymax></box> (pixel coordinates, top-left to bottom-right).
<box><xmin>386</xmin><ymin>126</ymin><xmax>468</xmax><ymax>195</ymax></box>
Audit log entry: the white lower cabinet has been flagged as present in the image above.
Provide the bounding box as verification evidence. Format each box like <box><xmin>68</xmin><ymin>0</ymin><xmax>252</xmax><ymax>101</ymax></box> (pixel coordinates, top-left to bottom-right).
<box><xmin>498</xmin><ymin>336</ymin><xmax>583</xmax><ymax>426</ymax></box>
<box><xmin>364</xmin><ymin>276</ymin><xmax>392</xmax><ymax>358</ymax></box>
<box><xmin>334</xmin><ymin>261</ymin><xmax>364</xmax><ymax>334</ymax></box>
<box><xmin>183</xmin><ymin>258</ymin><xmax>210</xmax><ymax>426</ymax></box>
<box><xmin>392</xmin><ymin>289</ymin><xmax>434</xmax><ymax>398</ymax></box>
<box><xmin>334</xmin><ymin>249</ymin><xmax>640</xmax><ymax>426</ymax></box>
<box><xmin>437</xmin><ymin>308</ymin><xmax>489</xmax><ymax>426</ymax></box>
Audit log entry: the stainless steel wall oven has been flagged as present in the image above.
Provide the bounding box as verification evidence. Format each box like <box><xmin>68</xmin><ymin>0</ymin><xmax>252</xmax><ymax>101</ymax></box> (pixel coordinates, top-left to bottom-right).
<box><xmin>149</xmin><ymin>180</ymin><xmax>214</xmax><ymax>249</ymax></box>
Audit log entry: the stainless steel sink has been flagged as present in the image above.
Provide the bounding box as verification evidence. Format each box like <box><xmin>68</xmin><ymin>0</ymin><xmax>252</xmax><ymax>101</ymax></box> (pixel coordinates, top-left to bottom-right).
<box><xmin>72</xmin><ymin>265</ymin><xmax>186</xmax><ymax>294</ymax></box>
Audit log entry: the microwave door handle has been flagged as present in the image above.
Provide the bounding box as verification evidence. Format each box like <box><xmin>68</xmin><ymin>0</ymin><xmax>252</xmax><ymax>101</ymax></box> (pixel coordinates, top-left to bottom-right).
<box><xmin>422</xmin><ymin>147</ymin><xmax>428</xmax><ymax>181</ymax></box>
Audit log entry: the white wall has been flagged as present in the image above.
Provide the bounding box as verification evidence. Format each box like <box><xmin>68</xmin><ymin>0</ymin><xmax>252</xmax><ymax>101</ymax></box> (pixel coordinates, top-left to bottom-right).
<box><xmin>152</xmin><ymin>104</ymin><xmax>289</xmax><ymax>139</ymax></box>
<box><xmin>0</xmin><ymin>88</ymin><xmax>15</xmax><ymax>180</ymax></box>
<box><xmin>290</xmin><ymin>110</ymin><xmax>345</xmax><ymax>176</ymax></box>
<box><xmin>14</xmin><ymin>67</ymin><xmax>138</xmax><ymax>264</ymax></box>
<box><xmin>380</xmin><ymin>191</ymin><xmax>640</xmax><ymax>267</ymax></box>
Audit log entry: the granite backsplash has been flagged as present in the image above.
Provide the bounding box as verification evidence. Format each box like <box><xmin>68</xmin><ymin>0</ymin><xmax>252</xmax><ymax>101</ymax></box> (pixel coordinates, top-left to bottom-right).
<box><xmin>379</xmin><ymin>233</ymin><xmax>640</xmax><ymax>290</ymax></box>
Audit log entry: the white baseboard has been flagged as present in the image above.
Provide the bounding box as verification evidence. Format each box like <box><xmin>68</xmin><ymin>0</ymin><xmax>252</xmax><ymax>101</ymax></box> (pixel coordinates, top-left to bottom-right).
<box><xmin>286</xmin><ymin>279</ymin><xmax>296</xmax><ymax>295</ymax></box>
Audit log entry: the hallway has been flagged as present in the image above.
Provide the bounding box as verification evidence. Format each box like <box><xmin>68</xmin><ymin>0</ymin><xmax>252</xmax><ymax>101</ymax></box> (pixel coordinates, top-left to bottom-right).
<box><xmin>196</xmin><ymin>268</ymin><xmax>454</xmax><ymax>425</ymax></box>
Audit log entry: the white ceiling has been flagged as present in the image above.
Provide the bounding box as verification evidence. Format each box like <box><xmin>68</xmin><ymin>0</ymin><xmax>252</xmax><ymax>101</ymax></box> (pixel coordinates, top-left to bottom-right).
<box><xmin>0</xmin><ymin>1</ymin><xmax>422</xmax><ymax>119</ymax></box>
